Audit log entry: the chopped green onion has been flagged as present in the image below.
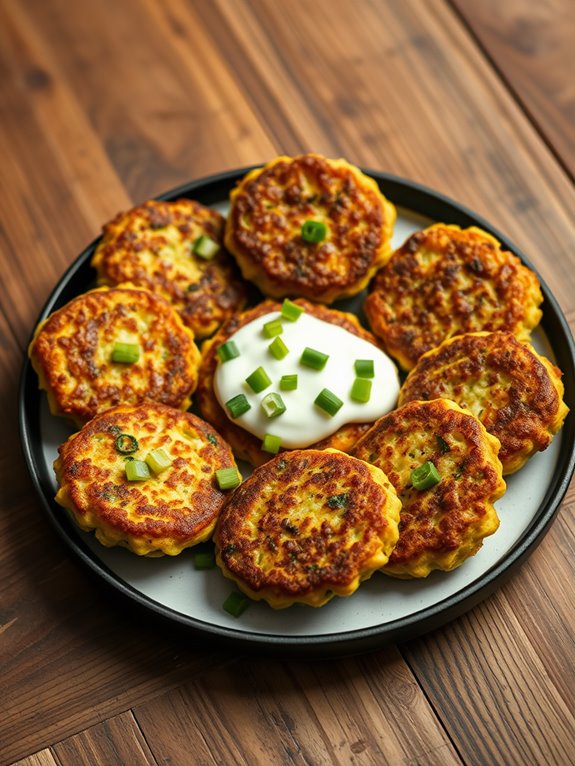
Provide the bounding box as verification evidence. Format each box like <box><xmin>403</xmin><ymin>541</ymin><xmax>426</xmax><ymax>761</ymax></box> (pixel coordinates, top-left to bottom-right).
<box><xmin>314</xmin><ymin>388</ymin><xmax>343</xmax><ymax>417</ymax></box>
<box><xmin>111</xmin><ymin>342</ymin><xmax>140</xmax><ymax>364</ymax></box>
<box><xmin>436</xmin><ymin>435</ymin><xmax>451</xmax><ymax>454</ymax></box>
<box><xmin>261</xmin><ymin>392</ymin><xmax>286</xmax><ymax>418</ymax></box>
<box><xmin>145</xmin><ymin>448</ymin><xmax>172</xmax><ymax>474</ymax></box>
<box><xmin>300</xmin><ymin>346</ymin><xmax>329</xmax><ymax>370</ymax></box>
<box><xmin>268</xmin><ymin>336</ymin><xmax>289</xmax><ymax>360</ymax></box>
<box><xmin>193</xmin><ymin>550</ymin><xmax>215</xmax><ymax>570</ymax></box>
<box><xmin>114</xmin><ymin>433</ymin><xmax>139</xmax><ymax>454</ymax></box>
<box><xmin>192</xmin><ymin>235</ymin><xmax>220</xmax><ymax>260</ymax></box>
<box><xmin>262</xmin><ymin>433</ymin><xmax>282</xmax><ymax>454</ymax></box>
<box><xmin>301</xmin><ymin>220</ymin><xmax>327</xmax><ymax>243</ymax></box>
<box><xmin>223</xmin><ymin>590</ymin><xmax>250</xmax><ymax>617</ymax></box>
<box><xmin>279</xmin><ymin>374</ymin><xmax>298</xmax><ymax>391</ymax></box>
<box><xmin>350</xmin><ymin>377</ymin><xmax>372</xmax><ymax>403</ymax></box>
<box><xmin>225</xmin><ymin>393</ymin><xmax>251</xmax><ymax>418</ymax></box>
<box><xmin>354</xmin><ymin>359</ymin><xmax>375</xmax><ymax>378</ymax></box>
<box><xmin>125</xmin><ymin>459</ymin><xmax>151</xmax><ymax>482</ymax></box>
<box><xmin>245</xmin><ymin>366</ymin><xmax>272</xmax><ymax>393</ymax></box>
<box><xmin>215</xmin><ymin>467</ymin><xmax>242</xmax><ymax>490</ymax></box>
<box><xmin>281</xmin><ymin>299</ymin><xmax>304</xmax><ymax>321</ymax></box>
<box><xmin>216</xmin><ymin>340</ymin><xmax>240</xmax><ymax>362</ymax></box>
<box><xmin>262</xmin><ymin>318</ymin><xmax>283</xmax><ymax>338</ymax></box>
<box><xmin>411</xmin><ymin>461</ymin><xmax>441</xmax><ymax>490</ymax></box>
<box><xmin>327</xmin><ymin>493</ymin><xmax>350</xmax><ymax>509</ymax></box>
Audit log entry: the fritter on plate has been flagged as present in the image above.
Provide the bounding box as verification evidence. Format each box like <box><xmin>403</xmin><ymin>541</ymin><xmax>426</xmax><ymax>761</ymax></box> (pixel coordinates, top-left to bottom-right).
<box><xmin>91</xmin><ymin>198</ymin><xmax>248</xmax><ymax>338</ymax></box>
<box><xmin>225</xmin><ymin>153</ymin><xmax>396</xmax><ymax>303</ymax></box>
<box><xmin>54</xmin><ymin>402</ymin><xmax>237</xmax><ymax>556</ymax></box>
<box><xmin>364</xmin><ymin>223</ymin><xmax>543</xmax><ymax>370</ymax></box>
<box><xmin>28</xmin><ymin>285</ymin><xmax>201</xmax><ymax>425</ymax></box>
<box><xmin>398</xmin><ymin>331</ymin><xmax>568</xmax><ymax>474</ymax></box>
<box><xmin>352</xmin><ymin>398</ymin><xmax>505</xmax><ymax>578</ymax></box>
<box><xmin>196</xmin><ymin>298</ymin><xmax>392</xmax><ymax>466</ymax></box>
<box><xmin>214</xmin><ymin>449</ymin><xmax>401</xmax><ymax>608</ymax></box>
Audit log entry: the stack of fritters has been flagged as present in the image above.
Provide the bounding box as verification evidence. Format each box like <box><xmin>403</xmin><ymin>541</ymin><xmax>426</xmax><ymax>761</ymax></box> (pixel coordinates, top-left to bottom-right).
<box><xmin>27</xmin><ymin>152</ymin><xmax>569</xmax><ymax>608</ymax></box>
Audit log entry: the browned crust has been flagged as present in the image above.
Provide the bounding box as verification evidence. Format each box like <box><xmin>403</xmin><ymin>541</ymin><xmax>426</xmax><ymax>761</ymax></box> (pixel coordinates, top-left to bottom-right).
<box><xmin>214</xmin><ymin>449</ymin><xmax>399</xmax><ymax>605</ymax></box>
<box><xmin>364</xmin><ymin>224</ymin><xmax>543</xmax><ymax>370</ymax></box>
<box><xmin>28</xmin><ymin>286</ymin><xmax>201</xmax><ymax>425</ymax></box>
<box><xmin>352</xmin><ymin>398</ymin><xmax>504</xmax><ymax>577</ymax></box>
<box><xmin>225</xmin><ymin>154</ymin><xmax>396</xmax><ymax>303</ymax></box>
<box><xmin>196</xmin><ymin>298</ymin><xmax>381</xmax><ymax>466</ymax></box>
<box><xmin>91</xmin><ymin>198</ymin><xmax>248</xmax><ymax>338</ymax></box>
<box><xmin>398</xmin><ymin>331</ymin><xmax>569</xmax><ymax>474</ymax></box>
<box><xmin>54</xmin><ymin>403</ymin><xmax>236</xmax><ymax>555</ymax></box>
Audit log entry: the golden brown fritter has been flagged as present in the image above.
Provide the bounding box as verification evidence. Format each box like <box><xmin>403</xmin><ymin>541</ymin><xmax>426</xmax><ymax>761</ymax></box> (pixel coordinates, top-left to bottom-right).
<box><xmin>352</xmin><ymin>398</ymin><xmax>505</xmax><ymax>578</ymax></box>
<box><xmin>214</xmin><ymin>448</ymin><xmax>401</xmax><ymax>608</ymax></box>
<box><xmin>196</xmin><ymin>298</ymin><xmax>385</xmax><ymax>466</ymax></box>
<box><xmin>398</xmin><ymin>331</ymin><xmax>569</xmax><ymax>474</ymax></box>
<box><xmin>364</xmin><ymin>223</ymin><xmax>543</xmax><ymax>371</ymax></box>
<box><xmin>91</xmin><ymin>198</ymin><xmax>248</xmax><ymax>339</ymax></box>
<box><xmin>54</xmin><ymin>402</ymin><xmax>237</xmax><ymax>556</ymax></box>
<box><xmin>225</xmin><ymin>153</ymin><xmax>396</xmax><ymax>303</ymax></box>
<box><xmin>28</xmin><ymin>285</ymin><xmax>201</xmax><ymax>426</ymax></box>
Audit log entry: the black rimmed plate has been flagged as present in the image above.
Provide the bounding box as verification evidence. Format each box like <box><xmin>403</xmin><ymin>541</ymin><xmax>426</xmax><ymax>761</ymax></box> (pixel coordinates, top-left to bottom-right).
<box><xmin>19</xmin><ymin>168</ymin><xmax>575</xmax><ymax>656</ymax></box>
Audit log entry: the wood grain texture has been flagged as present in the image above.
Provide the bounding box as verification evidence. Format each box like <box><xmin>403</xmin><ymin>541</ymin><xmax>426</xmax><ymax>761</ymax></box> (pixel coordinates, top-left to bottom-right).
<box><xmin>1</xmin><ymin>0</ymin><xmax>575</xmax><ymax>764</ymax></box>
<box><xmin>133</xmin><ymin>650</ymin><xmax>462</xmax><ymax>765</ymax></box>
<box><xmin>451</xmin><ymin>0</ymin><xmax>575</xmax><ymax>179</ymax></box>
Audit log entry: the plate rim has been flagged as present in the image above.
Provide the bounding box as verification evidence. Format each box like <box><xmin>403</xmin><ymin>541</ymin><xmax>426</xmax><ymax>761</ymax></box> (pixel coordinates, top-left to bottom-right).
<box><xmin>18</xmin><ymin>167</ymin><xmax>575</xmax><ymax>656</ymax></box>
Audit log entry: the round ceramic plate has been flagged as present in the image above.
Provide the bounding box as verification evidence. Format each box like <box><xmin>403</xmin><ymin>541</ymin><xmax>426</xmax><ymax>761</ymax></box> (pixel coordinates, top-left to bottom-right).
<box><xmin>19</xmin><ymin>168</ymin><xmax>575</xmax><ymax>656</ymax></box>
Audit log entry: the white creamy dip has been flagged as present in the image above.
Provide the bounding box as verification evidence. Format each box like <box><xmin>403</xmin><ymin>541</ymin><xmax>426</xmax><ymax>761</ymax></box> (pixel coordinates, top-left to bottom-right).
<box><xmin>214</xmin><ymin>310</ymin><xmax>399</xmax><ymax>449</ymax></box>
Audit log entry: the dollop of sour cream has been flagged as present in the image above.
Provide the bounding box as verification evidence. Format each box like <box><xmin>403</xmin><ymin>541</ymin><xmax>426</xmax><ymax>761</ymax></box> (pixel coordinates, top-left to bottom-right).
<box><xmin>214</xmin><ymin>310</ymin><xmax>399</xmax><ymax>449</ymax></box>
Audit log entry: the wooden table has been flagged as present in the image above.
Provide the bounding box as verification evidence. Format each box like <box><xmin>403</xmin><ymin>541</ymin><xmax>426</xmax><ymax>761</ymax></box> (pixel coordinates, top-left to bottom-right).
<box><xmin>2</xmin><ymin>1</ymin><xmax>574</xmax><ymax>763</ymax></box>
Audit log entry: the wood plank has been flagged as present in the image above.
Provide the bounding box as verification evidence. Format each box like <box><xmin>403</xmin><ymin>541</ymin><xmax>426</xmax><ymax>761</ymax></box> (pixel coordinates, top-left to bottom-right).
<box><xmin>403</xmin><ymin>591</ymin><xmax>575</xmax><ymax>765</ymax></box>
<box><xmin>134</xmin><ymin>650</ymin><xmax>463</xmax><ymax>765</ymax></box>
<box><xmin>451</xmin><ymin>0</ymin><xmax>575</xmax><ymax>179</ymax></box>
<box><xmin>51</xmin><ymin>711</ymin><xmax>155</xmax><ymax>766</ymax></box>
<box><xmin>8</xmin><ymin>753</ymin><xmax>58</xmax><ymax>766</ymax></box>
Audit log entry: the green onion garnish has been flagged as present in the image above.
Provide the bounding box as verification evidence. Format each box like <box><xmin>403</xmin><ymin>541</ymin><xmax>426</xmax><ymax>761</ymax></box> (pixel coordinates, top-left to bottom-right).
<box><xmin>225</xmin><ymin>394</ymin><xmax>251</xmax><ymax>418</ymax></box>
<box><xmin>215</xmin><ymin>467</ymin><xmax>242</xmax><ymax>490</ymax></box>
<box><xmin>111</xmin><ymin>342</ymin><xmax>140</xmax><ymax>364</ymax></box>
<box><xmin>125</xmin><ymin>459</ymin><xmax>151</xmax><ymax>482</ymax></box>
<box><xmin>314</xmin><ymin>388</ymin><xmax>343</xmax><ymax>417</ymax></box>
<box><xmin>261</xmin><ymin>433</ymin><xmax>282</xmax><ymax>454</ymax></box>
<box><xmin>279</xmin><ymin>374</ymin><xmax>298</xmax><ymax>391</ymax></box>
<box><xmin>245</xmin><ymin>366</ymin><xmax>272</xmax><ymax>393</ymax></box>
<box><xmin>281</xmin><ymin>299</ymin><xmax>304</xmax><ymax>321</ymax></box>
<box><xmin>261</xmin><ymin>392</ymin><xmax>286</xmax><ymax>418</ymax></box>
<box><xmin>350</xmin><ymin>377</ymin><xmax>372</xmax><ymax>403</ymax></box>
<box><xmin>269</xmin><ymin>336</ymin><xmax>289</xmax><ymax>360</ymax></box>
<box><xmin>411</xmin><ymin>461</ymin><xmax>441</xmax><ymax>490</ymax></box>
<box><xmin>192</xmin><ymin>235</ymin><xmax>219</xmax><ymax>260</ymax></box>
<box><xmin>262</xmin><ymin>318</ymin><xmax>283</xmax><ymax>338</ymax></box>
<box><xmin>114</xmin><ymin>433</ymin><xmax>139</xmax><ymax>454</ymax></box>
<box><xmin>300</xmin><ymin>347</ymin><xmax>329</xmax><ymax>370</ymax></box>
<box><xmin>354</xmin><ymin>359</ymin><xmax>375</xmax><ymax>378</ymax></box>
<box><xmin>223</xmin><ymin>590</ymin><xmax>250</xmax><ymax>617</ymax></box>
<box><xmin>301</xmin><ymin>220</ymin><xmax>327</xmax><ymax>243</ymax></box>
<box><xmin>145</xmin><ymin>448</ymin><xmax>172</xmax><ymax>474</ymax></box>
<box><xmin>217</xmin><ymin>340</ymin><xmax>240</xmax><ymax>363</ymax></box>
<box><xmin>193</xmin><ymin>550</ymin><xmax>216</xmax><ymax>570</ymax></box>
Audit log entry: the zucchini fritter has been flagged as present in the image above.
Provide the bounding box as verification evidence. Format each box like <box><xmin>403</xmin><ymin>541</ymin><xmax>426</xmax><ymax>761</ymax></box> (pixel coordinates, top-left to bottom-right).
<box><xmin>214</xmin><ymin>449</ymin><xmax>401</xmax><ymax>608</ymax></box>
<box><xmin>54</xmin><ymin>403</ymin><xmax>237</xmax><ymax>556</ymax></box>
<box><xmin>398</xmin><ymin>331</ymin><xmax>569</xmax><ymax>474</ymax></box>
<box><xmin>225</xmin><ymin>153</ymin><xmax>396</xmax><ymax>303</ymax></box>
<box><xmin>196</xmin><ymin>298</ymin><xmax>384</xmax><ymax>466</ymax></box>
<box><xmin>352</xmin><ymin>399</ymin><xmax>505</xmax><ymax>578</ymax></box>
<box><xmin>29</xmin><ymin>285</ymin><xmax>201</xmax><ymax>425</ymax></box>
<box><xmin>364</xmin><ymin>223</ymin><xmax>543</xmax><ymax>370</ymax></box>
<box><xmin>91</xmin><ymin>198</ymin><xmax>248</xmax><ymax>338</ymax></box>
